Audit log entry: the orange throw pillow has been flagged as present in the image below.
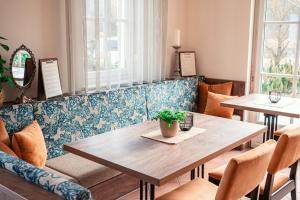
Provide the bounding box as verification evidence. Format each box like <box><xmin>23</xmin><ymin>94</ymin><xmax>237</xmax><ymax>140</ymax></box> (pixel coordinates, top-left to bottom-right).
<box><xmin>198</xmin><ymin>82</ymin><xmax>233</xmax><ymax>113</ymax></box>
<box><xmin>12</xmin><ymin>121</ymin><xmax>47</xmax><ymax>168</ymax></box>
<box><xmin>0</xmin><ymin>119</ymin><xmax>10</xmax><ymax>146</ymax></box>
<box><xmin>0</xmin><ymin>142</ymin><xmax>17</xmax><ymax>157</ymax></box>
<box><xmin>204</xmin><ymin>92</ymin><xmax>236</xmax><ymax>119</ymax></box>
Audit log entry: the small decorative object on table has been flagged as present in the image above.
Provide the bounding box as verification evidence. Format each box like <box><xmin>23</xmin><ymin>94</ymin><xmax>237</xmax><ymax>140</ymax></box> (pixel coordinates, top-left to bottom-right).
<box><xmin>269</xmin><ymin>90</ymin><xmax>281</xmax><ymax>103</ymax></box>
<box><xmin>179</xmin><ymin>113</ymin><xmax>193</xmax><ymax>131</ymax></box>
<box><xmin>154</xmin><ymin>109</ymin><xmax>186</xmax><ymax>138</ymax></box>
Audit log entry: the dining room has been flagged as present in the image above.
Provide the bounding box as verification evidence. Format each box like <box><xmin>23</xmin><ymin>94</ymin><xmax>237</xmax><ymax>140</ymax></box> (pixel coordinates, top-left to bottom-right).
<box><xmin>1</xmin><ymin>0</ymin><xmax>300</xmax><ymax>200</ymax></box>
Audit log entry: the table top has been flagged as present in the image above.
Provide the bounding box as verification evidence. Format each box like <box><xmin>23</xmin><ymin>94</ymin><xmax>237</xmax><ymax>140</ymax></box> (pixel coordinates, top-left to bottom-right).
<box><xmin>221</xmin><ymin>93</ymin><xmax>300</xmax><ymax>118</ymax></box>
<box><xmin>64</xmin><ymin>113</ymin><xmax>266</xmax><ymax>186</ymax></box>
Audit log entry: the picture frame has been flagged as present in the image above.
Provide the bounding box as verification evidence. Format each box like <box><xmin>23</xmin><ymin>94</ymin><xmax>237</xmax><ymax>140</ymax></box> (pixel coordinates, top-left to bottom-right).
<box><xmin>179</xmin><ymin>51</ymin><xmax>196</xmax><ymax>77</ymax></box>
<box><xmin>38</xmin><ymin>58</ymin><xmax>63</xmax><ymax>100</ymax></box>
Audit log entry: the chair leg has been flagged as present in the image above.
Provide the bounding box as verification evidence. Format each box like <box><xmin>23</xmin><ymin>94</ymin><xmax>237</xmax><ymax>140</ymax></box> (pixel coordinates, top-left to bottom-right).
<box><xmin>250</xmin><ymin>186</ymin><xmax>259</xmax><ymax>200</ymax></box>
<box><xmin>291</xmin><ymin>189</ymin><xmax>297</xmax><ymax>200</ymax></box>
<box><xmin>208</xmin><ymin>176</ymin><xmax>220</xmax><ymax>186</ymax></box>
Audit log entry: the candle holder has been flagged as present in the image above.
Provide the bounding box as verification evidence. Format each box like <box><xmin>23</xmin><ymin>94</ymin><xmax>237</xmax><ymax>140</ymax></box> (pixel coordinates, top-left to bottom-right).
<box><xmin>172</xmin><ymin>46</ymin><xmax>181</xmax><ymax>79</ymax></box>
<box><xmin>180</xmin><ymin>113</ymin><xmax>193</xmax><ymax>131</ymax></box>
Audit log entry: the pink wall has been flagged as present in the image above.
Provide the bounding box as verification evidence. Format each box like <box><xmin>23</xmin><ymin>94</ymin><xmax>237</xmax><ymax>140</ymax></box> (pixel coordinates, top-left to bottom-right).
<box><xmin>185</xmin><ymin>0</ymin><xmax>254</xmax><ymax>82</ymax></box>
<box><xmin>0</xmin><ymin>0</ymin><xmax>69</xmax><ymax>102</ymax></box>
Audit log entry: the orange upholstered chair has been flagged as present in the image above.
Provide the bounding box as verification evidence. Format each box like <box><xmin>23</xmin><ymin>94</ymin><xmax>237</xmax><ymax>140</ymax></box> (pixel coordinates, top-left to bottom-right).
<box><xmin>157</xmin><ymin>140</ymin><xmax>276</xmax><ymax>200</ymax></box>
<box><xmin>273</xmin><ymin>124</ymin><xmax>300</xmax><ymax>140</ymax></box>
<box><xmin>209</xmin><ymin>128</ymin><xmax>300</xmax><ymax>200</ymax></box>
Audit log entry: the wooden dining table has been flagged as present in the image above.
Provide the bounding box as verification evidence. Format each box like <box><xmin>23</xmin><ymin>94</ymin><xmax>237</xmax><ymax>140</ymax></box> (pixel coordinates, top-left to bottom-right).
<box><xmin>64</xmin><ymin>113</ymin><xmax>267</xmax><ymax>200</ymax></box>
<box><xmin>221</xmin><ymin>93</ymin><xmax>300</xmax><ymax>140</ymax></box>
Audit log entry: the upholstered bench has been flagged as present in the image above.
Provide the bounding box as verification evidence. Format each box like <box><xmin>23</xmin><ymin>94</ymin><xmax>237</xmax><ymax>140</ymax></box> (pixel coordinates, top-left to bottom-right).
<box><xmin>0</xmin><ymin>152</ymin><xmax>92</xmax><ymax>200</ymax></box>
<box><xmin>0</xmin><ymin>77</ymin><xmax>199</xmax><ymax>199</ymax></box>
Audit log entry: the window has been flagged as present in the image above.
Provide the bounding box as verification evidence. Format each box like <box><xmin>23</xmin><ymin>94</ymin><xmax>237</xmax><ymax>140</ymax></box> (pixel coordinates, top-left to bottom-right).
<box><xmin>83</xmin><ymin>0</ymin><xmax>167</xmax><ymax>91</ymax></box>
<box><xmin>259</xmin><ymin>0</ymin><xmax>300</xmax><ymax>96</ymax></box>
<box><xmin>85</xmin><ymin>0</ymin><xmax>128</xmax><ymax>89</ymax></box>
<box><xmin>257</xmin><ymin>0</ymin><xmax>300</xmax><ymax>124</ymax></box>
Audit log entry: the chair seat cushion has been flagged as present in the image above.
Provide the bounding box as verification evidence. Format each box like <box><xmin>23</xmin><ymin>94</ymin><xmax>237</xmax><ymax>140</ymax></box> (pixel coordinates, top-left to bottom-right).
<box><xmin>46</xmin><ymin>153</ymin><xmax>121</xmax><ymax>188</ymax></box>
<box><xmin>157</xmin><ymin>178</ymin><xmax>217</xmax><ymax>200</ymax></box>
<box><xmin>259</xmin><ymin>173</ymin><xmax>289</xmax><ymax>194</ymax></box>
<box><xmin>208</xmin><ymin>164</ymin><xmax>289</xmax><ymax>194</ymax></box>
<box><xmin>274</xmin><ymin>124</ymin><xmax>300</xmax><ymax>137</ymax></box>
<box><xmin>208</xmin><ymin>164</ymin><xmax>226</xmax><ymax>181</ymax></box>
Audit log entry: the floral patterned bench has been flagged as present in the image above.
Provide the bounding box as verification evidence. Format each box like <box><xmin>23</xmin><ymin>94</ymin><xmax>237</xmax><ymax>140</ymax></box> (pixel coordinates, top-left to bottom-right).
<box><xmin>0</xmin><ymin>77</ymin><xmax>198</xmax><ymax>199</ymax></box>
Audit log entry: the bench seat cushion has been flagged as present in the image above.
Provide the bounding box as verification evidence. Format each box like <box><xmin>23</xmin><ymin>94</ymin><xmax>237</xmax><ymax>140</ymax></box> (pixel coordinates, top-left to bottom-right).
<box><xmin>44</xmin><ymin>166</ymin><xmax>77</xmax><ymax>182</ymax></box>
<box><xmin>46</xmin><ymin>153</ymin><xmax>121</xmax><ymax>188</ymax></box>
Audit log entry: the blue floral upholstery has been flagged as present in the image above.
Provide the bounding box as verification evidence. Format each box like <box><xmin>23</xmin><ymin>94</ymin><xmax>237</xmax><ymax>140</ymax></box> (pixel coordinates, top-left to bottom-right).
<box><xmin>109</xmin><ymin>86</ymin><xmax>147</xmax><ymax>130</ymax></box>
<box><xmin>0</xmin><ymin>104</ymin><xmax>34</xmax><ymax>135</ymax></box>
<box><xmin>0</xmin><ymin>151</ymin><xmax>92</xmax><ymax>200</ymax></box>
<box><xmin>145</xmin><ymin>77</ymin><xmax>198</xmax><ymax>119</ymax></box>
<box><xmin>33</xmin><ymin>98</ymin><xmax>72</xmax><ymax>159</ymax></box>
<box><xmin>33</xmin><ymin>87</ymin><xmax>148</xmax><ymax>159</ymax></box>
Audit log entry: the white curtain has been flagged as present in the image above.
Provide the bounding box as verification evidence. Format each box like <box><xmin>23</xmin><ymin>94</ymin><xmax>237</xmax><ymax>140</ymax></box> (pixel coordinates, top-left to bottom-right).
<box><xmin>68</xmin><ymin>0</ymin><xmax>168</xmax><ymax>93</ymax></box>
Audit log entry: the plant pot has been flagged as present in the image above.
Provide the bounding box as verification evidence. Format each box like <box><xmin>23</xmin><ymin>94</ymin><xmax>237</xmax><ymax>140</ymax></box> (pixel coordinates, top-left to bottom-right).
<box><xmin>160</xmin><ymin>120</ymin><xmax>179</xmax><ymax>138</ymax></box>
<box><xmin>0</xmin><ymin>90</ymin><xmax>4</xmax><ymax>108</ymax></box>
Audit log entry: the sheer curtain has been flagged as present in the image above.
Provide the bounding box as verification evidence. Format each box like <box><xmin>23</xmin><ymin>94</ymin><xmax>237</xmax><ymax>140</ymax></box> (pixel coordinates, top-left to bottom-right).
<box><xmin>68</xmin><ymin>0</ymin><xmax>168</xmax><ymax>93</ymax></box>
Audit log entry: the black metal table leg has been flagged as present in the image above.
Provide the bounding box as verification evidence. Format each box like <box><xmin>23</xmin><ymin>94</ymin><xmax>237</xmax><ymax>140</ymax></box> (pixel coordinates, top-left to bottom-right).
<box><xmin>190</xmin><ymin>169</ymin><xmax>195</xmax><ymax>180</ymax></box>
<box><xmin>140</xmin><ymin>180</ymin><xmax>156</xmax><ymax>200</ymax></box>
<box><xmin>145</xmin><ymin>182</ymin><xmax>148</xmax><ymax>200</ymax></box>
<box><xmin>263</xmin><ymin>116</ymin><xmax>267</xmax><ymax>142</ymax></box>
<box><xmin>150</xmin><ymin>184</ymin><xmax>155</xmax><ymax>200</ymax></box>
<box><xmin>264</xmin><ymin>114</ymin><xmax>278</xmax><ymax>140</ymax></box>
<box><xmin>140</xmin><ymin>180</ymin><xmax>143</xmax><ymax>199</ymax></box>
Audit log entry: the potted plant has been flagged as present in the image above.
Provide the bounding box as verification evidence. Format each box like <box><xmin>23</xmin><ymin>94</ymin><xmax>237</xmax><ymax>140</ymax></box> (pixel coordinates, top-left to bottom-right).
<box><xmin>0</xmin><ymin>36</ymin><xmax>14</xmax><ymax>107</ymax></box>
<box><xmin>154</xmin><ymin>109</ymin><xmax>186</xmax><ymax>138</ymax></box>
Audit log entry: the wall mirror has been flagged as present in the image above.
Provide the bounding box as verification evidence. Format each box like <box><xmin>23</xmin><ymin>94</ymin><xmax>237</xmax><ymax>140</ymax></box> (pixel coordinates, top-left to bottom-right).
<box><xmin>10</xmin><ymin>44</ymin><xmax>36</xmax><ymax>103</ymax></box>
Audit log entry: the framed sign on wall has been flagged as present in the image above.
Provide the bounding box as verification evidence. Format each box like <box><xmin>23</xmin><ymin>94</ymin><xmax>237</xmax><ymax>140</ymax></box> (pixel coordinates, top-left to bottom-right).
<box><xmin>179</xmin><ymin>51</ymin><xmax>196</xmax><ymax>77</ymax></box>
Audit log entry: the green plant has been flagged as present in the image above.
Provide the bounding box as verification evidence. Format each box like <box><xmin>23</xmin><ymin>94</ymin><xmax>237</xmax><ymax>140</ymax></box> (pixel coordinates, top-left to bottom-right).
<box><xmin>153</xmin><ymin>109</ymin><xmax>186</xmax><ymax>128</ymax></box>
<box><xmin>0</xmin><ymin>36</ymin><xmax>14</xmax><ymax>92</ymax></box>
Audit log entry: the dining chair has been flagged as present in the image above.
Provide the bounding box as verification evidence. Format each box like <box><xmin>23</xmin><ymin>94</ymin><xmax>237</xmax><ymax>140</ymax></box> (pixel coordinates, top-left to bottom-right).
<box><xmin>209</xmin><ymin>127</ymin><xmax>300</xmax><ymax>200</ymax></box>
<box><xmin>273</xmin><ymin>124</ymin><xmax>300</xmax><ymax>141</ymax></box>
<box><xmin>157</xmin><ymin>140</ymin><xmax>276</xmax><ymax>200</ymax></box>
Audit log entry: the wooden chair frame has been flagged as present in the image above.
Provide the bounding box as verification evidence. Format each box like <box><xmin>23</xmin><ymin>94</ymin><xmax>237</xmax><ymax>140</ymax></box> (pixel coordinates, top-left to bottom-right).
<box><xmin>262</xmin><ymin>160</ymin><xmax>298</xmax><ymax>200</ymax></box>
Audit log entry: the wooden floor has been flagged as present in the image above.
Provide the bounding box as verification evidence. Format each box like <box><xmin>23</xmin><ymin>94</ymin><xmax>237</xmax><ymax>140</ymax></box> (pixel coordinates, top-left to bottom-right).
<box><xmin>119</xmin><ymin>148</ymin><xmax>300</xmax><ymax>200</ymax></box>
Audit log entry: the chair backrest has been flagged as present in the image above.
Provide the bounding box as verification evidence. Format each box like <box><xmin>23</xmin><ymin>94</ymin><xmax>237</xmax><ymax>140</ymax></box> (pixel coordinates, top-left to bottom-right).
<box><xmin>215</xmin><ymin>140</ymin><xmax>276</xmax><ymax>200</ymax></box>
<box><xmin>268</xmin><ymin>127</ymin><xmax>300</xmax><ymax>174</ymax></box>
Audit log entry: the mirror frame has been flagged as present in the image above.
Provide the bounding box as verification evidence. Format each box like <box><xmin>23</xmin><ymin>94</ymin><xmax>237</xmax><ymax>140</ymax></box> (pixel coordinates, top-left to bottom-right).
<box><xmin>10</xmin><ymin>44</ymin><xmax>36</xmax><ymax>89</ymax></box>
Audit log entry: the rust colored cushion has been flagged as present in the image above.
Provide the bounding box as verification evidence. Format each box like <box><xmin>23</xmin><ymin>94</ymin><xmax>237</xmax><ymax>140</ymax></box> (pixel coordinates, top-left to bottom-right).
<box><xmin>12</xmin><ymin>121</ymin><xmax>47</xmax><ymax>168</ymax></box>
<box><xmin>198</xmin><ymin>82</ymin><xmax>233</xmax><ymax>113</ymax></box>
<box><xmin>0</xmin><ymin>142</ymin><xmax>17</xmax><ymax>157</ymax></box>
<box><xmin>0</xmin><ymin>119</ymin><xmax>10</xmax><ymax>146</ymax></box>
<box><xmin>204</xmin><ymin>92</ymin><xmax>236</xmax><ymax>119</ymax></box>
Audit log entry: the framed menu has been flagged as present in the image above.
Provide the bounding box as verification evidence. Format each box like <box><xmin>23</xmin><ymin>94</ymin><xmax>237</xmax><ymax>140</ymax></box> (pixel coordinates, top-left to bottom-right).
<box><xmin>38</xmin><ymin>58</ymin><xmax>63</xmax><ymax>99</ymax></box>
<box><xmin>179</xmin><ymin>51</ymin><xmax>197</xmax><ymax>77</ymax></box>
